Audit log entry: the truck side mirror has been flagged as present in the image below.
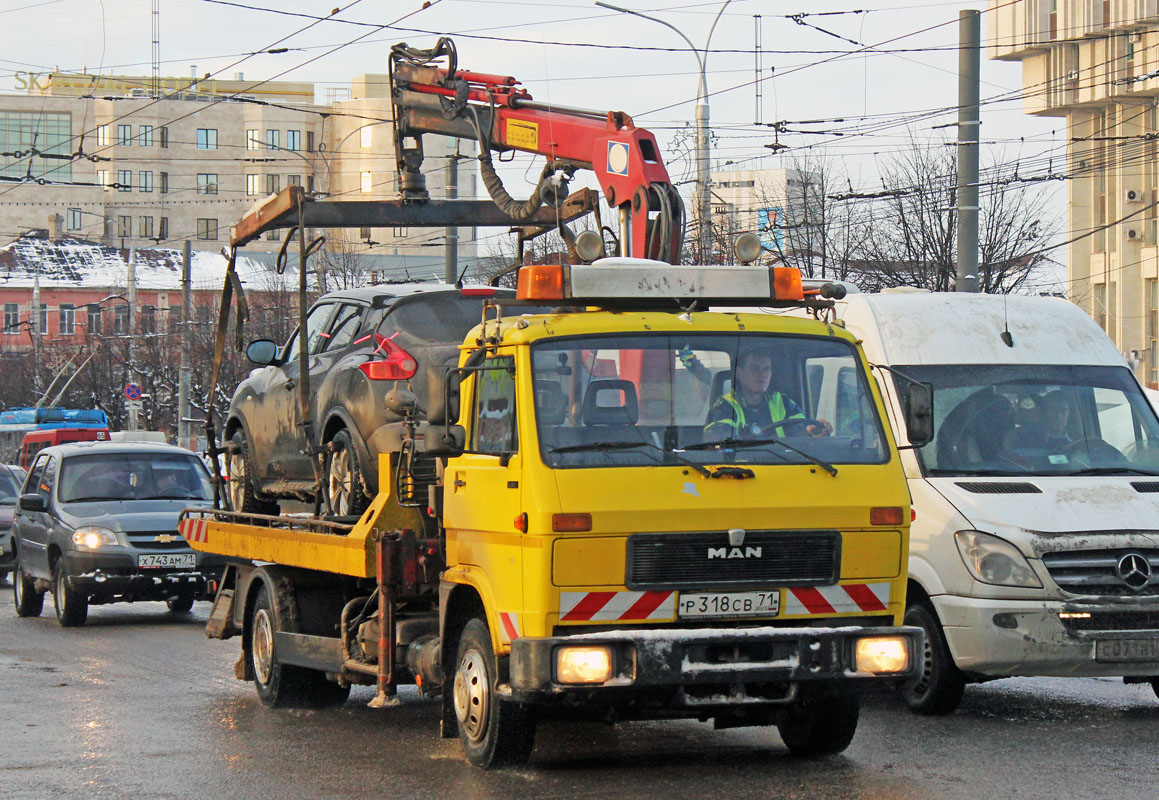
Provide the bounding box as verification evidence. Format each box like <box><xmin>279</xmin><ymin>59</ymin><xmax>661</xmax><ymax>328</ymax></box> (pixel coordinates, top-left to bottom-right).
<box><xmin>426</xmin><ymin>366</ymin><xmax>448</xmax><ymax>425</ymax></box>
<box><xmin>18</xmin><ymin>493</ymin><xmax>46</xmax><ymax>513</ymax></box>
<box><xmin>904</xmin><ymin>382</ymin><xmax>934</xmax><ymax>448</ymax></box>
<box><xmin>246</xmin><ymin>339</ymin><xmax>278</xmax><ymax>366</ymax></box>
<box><xmin>444</xmin><ymin>372</ymin><xmax>462</xmax><ymax>425</ymax></box>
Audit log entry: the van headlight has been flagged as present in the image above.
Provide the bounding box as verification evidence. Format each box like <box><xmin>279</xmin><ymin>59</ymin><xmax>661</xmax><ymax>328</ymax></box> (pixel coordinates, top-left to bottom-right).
<box><xmin>72</xmin><ymin>526</ymin><xmax>119</xmax><ymax>549</ymax></box>
<box><xmin>954</xmin><ymin>531</ymin><xmax>1042</xmax><ymax>588</ymax></box>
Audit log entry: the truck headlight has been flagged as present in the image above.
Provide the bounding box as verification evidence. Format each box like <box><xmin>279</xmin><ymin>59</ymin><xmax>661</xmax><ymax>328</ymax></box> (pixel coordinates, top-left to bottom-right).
<box><xmin>855</xmin><ymin>636</ymin><xmax>910</xmax><ymax>674</ymax></box>
<box><xmin>556</xmin><ymin>645</ymin><xmax>613</xmax><ymax>684</ymax></box>
<box><xmin>954</xmin><ymin>530</ymin><xmax>1042</xmax><ymax>588</ymax></box>
<box><xmin>72</xmin><ymin>526</ymin><xmax>119</xmax><ymax>549</ymax></box>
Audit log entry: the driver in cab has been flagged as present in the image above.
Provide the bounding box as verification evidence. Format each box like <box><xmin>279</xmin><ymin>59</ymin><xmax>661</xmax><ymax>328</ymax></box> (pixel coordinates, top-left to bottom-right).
<box><xmin>704</xmin><ymin>350</ymin><xmax>832</xmax><ymax>441</ymax></box>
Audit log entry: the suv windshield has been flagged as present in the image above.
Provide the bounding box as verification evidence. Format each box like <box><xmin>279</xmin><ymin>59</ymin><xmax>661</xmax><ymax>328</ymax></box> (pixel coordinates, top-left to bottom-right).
<box><xmin>532</xmin><ymin>333</ymin><xmax>887</xmax><ymax>469</ymax></box>
<box><xmin>59</xmin><ymin>452</ymin><xmax>214</xmax><ymax>503</ymax></box>
<box><xmin>0</xmin><ymin>468</ymin><xmax>21</xmax><ymax>503</ymax></box>
<box><xmin>896</xmin><ymin>364</ymin><xmax>1159</xmax><ymax>477</ymax></box>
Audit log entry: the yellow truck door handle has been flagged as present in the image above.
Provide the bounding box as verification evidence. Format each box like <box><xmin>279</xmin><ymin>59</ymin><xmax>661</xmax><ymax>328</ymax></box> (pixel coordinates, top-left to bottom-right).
<box><xmin>454</xmin><ymin>478</ymin><xmax>467</xmax><ymax>488</ymax></box>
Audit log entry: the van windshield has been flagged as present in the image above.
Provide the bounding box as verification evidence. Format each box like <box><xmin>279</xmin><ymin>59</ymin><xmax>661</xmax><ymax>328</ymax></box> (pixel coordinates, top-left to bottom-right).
<box><xmin>59</xmin><ymin>452</ymin><xmax>214</xmax><ymax>503</ymax></box>
<box><xmin>896</xmin><ymin>364</ymin><xmax>1159</xmax><ymax>477</ymax></box>
<box><xmin>531</xmin><ymin>333</ymin><xmax>888</xmax><ymax>469</ymax></box>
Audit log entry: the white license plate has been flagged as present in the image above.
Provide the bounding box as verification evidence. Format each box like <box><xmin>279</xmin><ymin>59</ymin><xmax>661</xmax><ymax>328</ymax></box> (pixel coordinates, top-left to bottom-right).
<box><xmin>138</xmin><ymin>553</ymin><xmax>196</xmax><ymax>569</ymax></box>
<box><xmin>678</xmin><ymin>591</ymin><xmax>780</xmax><ymax>618</ymax></box>
<box><xmin>1095</xmin><ymin>638</ymin><xmax>1159</xmax><ymax>663</ymax></box>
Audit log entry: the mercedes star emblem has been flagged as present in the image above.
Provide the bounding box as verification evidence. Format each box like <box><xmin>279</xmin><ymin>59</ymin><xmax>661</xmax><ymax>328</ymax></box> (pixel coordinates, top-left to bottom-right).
<box><xmin>1115</xmin><ymin>553</ymin><xmax>1153</xmax><ymax>591</ymax></box>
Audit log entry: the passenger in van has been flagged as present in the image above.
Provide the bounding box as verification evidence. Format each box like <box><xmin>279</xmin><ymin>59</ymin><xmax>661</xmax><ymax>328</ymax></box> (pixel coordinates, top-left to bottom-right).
<box><xmin>704</xmin><ymin>351</ymin><xmax>832</xmax><ymax>440</ymax></box>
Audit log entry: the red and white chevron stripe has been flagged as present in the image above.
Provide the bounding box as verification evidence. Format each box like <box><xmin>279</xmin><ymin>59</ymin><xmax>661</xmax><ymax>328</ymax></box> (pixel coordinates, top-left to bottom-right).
<box><xmin>498</xmin><ymin>612</ymin><xmax>520</xmax><ymax>642</ymax></box>
<box><xmin>783</xmin><ymin>583</ymin><xmax>890</xmax><ymax>616</ymax></box>
<box><xmin>560</xmin><ymin>590</ymin><xmax>676</xmax><ymax>622</ymax></box>
<box><xmin>178</xmin><ymin>518</ymin><xmax>209</xmax><ymax>544</ymax></box>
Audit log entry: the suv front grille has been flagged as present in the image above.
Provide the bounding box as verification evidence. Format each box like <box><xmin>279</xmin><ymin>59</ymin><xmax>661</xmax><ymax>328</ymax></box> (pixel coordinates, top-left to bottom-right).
<box><xmin>626</xmin><ymin>530</ymin><xmax>840</xmax><ymax>590</ymax></box>
<box><xmin>126</xmin><ymin>531</ymin><xmax>190</xmax><ymax>550</ymax></box>
<box><xmin>1041</xmin><ymin>549</ymin><xmax>1159</xmax><ymax>596</ymax></box>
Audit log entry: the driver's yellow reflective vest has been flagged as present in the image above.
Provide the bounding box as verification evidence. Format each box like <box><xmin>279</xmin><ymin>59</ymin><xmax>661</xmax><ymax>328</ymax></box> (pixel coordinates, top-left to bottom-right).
<box><xmin>705</xmin><ymin>391</ymin><xmax>804</xmax><ymax>437</ymax></box>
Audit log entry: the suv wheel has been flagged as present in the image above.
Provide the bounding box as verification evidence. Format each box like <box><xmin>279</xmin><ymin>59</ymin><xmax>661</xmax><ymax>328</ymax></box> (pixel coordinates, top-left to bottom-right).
<box><xmin>52</xmin><ymin>561</ymin><xmax>88</xmax><ymax>627</ymax></box>
<box><xmin>326</xmin><ymin>429</ymin><xmax>369</xmax><ymax>517</ymax></box>
<box><xmin>13</xmin><ymin>563</ymin><xmax>44</xmax><ymax>618</ymax></box>
<box><xmin>228</xmin><ymin>430</ymin><xmax>279</xmax><ymax>515</ymax></box>
<box><xmin>167</xmin><ymin>596</ymin><xmax>195</xmax><ymax>613</ymax></box>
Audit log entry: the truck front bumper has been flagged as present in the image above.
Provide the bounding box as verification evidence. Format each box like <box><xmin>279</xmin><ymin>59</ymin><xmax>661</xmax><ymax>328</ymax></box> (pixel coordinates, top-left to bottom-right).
<box><xmin>508</xmin><ymin>625</ymin><xmax>922</xmax><ymax>705</ymax></box>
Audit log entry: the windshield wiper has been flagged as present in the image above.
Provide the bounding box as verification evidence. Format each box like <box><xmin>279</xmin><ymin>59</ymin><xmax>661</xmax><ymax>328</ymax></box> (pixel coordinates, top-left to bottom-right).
<box><xmin>549</xmin><ymin>440</ymin><xmax>714</xmax><ymax>477</ymax></box>
<box><xmin>1067</xmin><ymin>467</ymin><xmax>1159</xmax><ymax>476</ymax></box>
<box><xmin>64</xmin><ymin>495</ymin><xmax>126</xmax><ymax>503</ymax></box>
<box><xmin>683</xmin><ymin>437</ymin><xmax>838</xmax><ymax>477</ymax></box>
<box><xmin>140</xmin><ymin>493</ymin><xmax>208</xmax><ymax>500</ymax></box>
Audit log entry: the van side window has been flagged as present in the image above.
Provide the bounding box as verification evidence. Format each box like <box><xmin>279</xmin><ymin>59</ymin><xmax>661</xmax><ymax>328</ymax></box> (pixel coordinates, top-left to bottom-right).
<box><xmin>470</xmin><ymin>357</ymin><xmax>517</xmax><ymax>455</ymax></box>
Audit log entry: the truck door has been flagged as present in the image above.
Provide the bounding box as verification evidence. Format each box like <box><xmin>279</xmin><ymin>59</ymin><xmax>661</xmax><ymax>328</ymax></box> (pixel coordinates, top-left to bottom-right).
<box><xmin>443</xmin><ymin>354</ymin><xmax>524</xmax><ymax>633</ymax></box>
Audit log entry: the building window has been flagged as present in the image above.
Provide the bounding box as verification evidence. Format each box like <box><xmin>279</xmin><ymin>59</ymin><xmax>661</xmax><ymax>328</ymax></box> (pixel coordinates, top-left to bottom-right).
<box><xmin>360</xmin><ymin>226</ymin><xmax>372</xmax><ymax>240</ymax></box>
<box><xmin>1109</xmin><ymin>281</ymin><xmax>1118</xmax><ymax>344</ymax></box>
<box><xmin>59</xmin><ymin>304</ymin><xmax>75</xmax><ymax>336</ymax></box>
<box><xmin>3</xmin><ymin>303</ymin><xmax>18</xmax><ymax>334</ymax></box>
<box><xmin>67</xmin><ymin>208</ymin><xmax>82</xmax><ymax>230</ymax></box>
<box><xmin>117</xmin><ymin>124</ymin><xmax>132</xmax><ymax>146</ymax></box>
<box><xmin>2</xmin><ymin>111</ymin><xmax>73</xmax><ymax>180</ymax></box>
<box><xmin>96</xmin><ymin>125</ymin><xmax>110</xmax><ymax>147</ymax></box>
<box><xmin>287</xmin><ymin>174</ymin><xmax>301</xmax><ymax>187</ymax></box>
<box><xmin>196</xmin><ymin>128</ymin><xmax>218</xmax><ymax>149</ymax></box>
<box><xmin>360</xmin><ymin>126</ymin><xmax>372</xmax><ymax>148</ymax></box>
<box><xmin>160</xmin><ymin>126</ymin><xmax>169</xmax><ymax>148</ymax></box>
<box><xmin>361</xmin><ymin>171</ymin><xmax>373</xmax><ymax>193</ymax></box>
<box><xmin>160</xmin><ymin>171</ymin><xmax>168</xmax><ymax>194</ymax></box>
<box><xmin>140</xmin><ymin>125</ymin><xmax>154</xmax><ymax>146</ymax></box>
<box><xmin>197</xmin><ymin>218</ymin><xmax>218</xmax><ymax>240</ymax></box>
<box><xmin>197</xmin><ymin>173</ymin><xmax>218</xmax><ymax>195</ymax></box>
<box><xmin>246</xmin><ymin>129</ymin><xmax>260</xmax><ymax>151</ymax></box>
<box><xmin>88</xmin><ymin>305</ymin><xmax>102</xmax><ymax>335</ymax></box>
<box><xmin>114</xmin><ymin>304</ymin><xmax>129</xmax><ymax>334</ymax></box>
<box><xmin>267</xmin><ymin>229</ymin><xmax>281</xmax><ymax>241</ymax></box>
<box><xmin>266</xmin><ymin>174</ymin><xmax>280</xmax><ymax>194</ymax></box>
<box><xmin>306</xmin><ymin>175</ymin><xmax>315</xmax><ymax>193</ymax></box>
<box><xmin>1148</xmin><ymin>279</ymin><xmax>1158</xmax><ymax>387</ymax></box>
<box><xmin>286</xmin><ymin>130</ymin><xmax>301</xmax><ymax>151</ymax></box>
<box><xmin>159</xmin><ymin>217</ymin><xmax>169</xmax><ymax>240</ymax></box>
<box><xmin>117</xmin><ymin>169</ymin><xmax>132</xmax><ymax>191</ymax></box>
<box><xmin>139</xmin><ymin>170</ymin><xmax>153</xmax><ymax>192</ymax></box>
<box><xmin>38</xmin><ymin>303</ymin><xmax>47</xmax><ymax>335</ymax></box>
<box><xmin>306</xmin><ymin>130</ymin><xmax>315</xmax><ymax>153</ymax></box>
<box><xmin>140</xmin><ymin>216</ymin><xmax>154</xmax><ymax>239</ymax></box>
<box><xmin>96</xmin><ymin>169</ymin><xmax>109</xmax><ymax>188</ymax></box>
<box><xmin>141</xmin><ymin>305</ymin><xmax>156</xmax><ymax>334</ymax></box>
<box><xmin>167</xmin><ymin>305</ymin><xmax>182</xmax><ymax>334</ymax></box>
<box><xmin>1094</xmin><ymin>284</ymin><xmax>1108</xmax><ymax>330</ymax></box>
<box><xmin>265</xmin><ymin>130</ymin><xmax>279</xmax><ymax>150</ymax></box>
<box><xmin>246</xmin><ymin>174</ymin><xmax>261</xmax><ymax>196</ymax></box>
<box><xmin>118</xmin><ymin>215</ymin><xmax>131</xmax><ymax>238</ymax></box>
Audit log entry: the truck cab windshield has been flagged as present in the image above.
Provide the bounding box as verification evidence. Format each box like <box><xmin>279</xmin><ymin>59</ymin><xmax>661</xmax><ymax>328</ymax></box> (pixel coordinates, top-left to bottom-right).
<box><xmin>531</xmin><ymin>333</ymin><xmax>887</xmax><ymax>469</ymax></box>
<box><xmin>896</xmin><ymin>364</ymin><xmax>1159</xmax><ymax>477</ymax></box>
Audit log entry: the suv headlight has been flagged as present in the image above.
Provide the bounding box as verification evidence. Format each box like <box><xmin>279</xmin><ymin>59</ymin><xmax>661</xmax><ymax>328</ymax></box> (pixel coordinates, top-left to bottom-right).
<box><xmin>72</xmin><ymin>526</ymin><xmax>119</xmax><ymax>549</ymax></box>
<box><xmin>954</xmin><ymin>530</ymin><xmax>1042</xmax><ymax>588</ymax></box>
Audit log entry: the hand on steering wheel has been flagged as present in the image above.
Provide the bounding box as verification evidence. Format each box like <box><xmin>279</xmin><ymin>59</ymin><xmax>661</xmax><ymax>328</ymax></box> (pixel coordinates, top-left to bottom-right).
<box><xmin>778</xmin><ymin>417</ymin><xmax>833</xmax><ymax>438</ymax></box>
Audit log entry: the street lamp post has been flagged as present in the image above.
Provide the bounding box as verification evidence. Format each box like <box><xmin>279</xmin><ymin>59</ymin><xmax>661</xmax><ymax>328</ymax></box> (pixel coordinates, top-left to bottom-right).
<box><xmin>596</xmin><ymin>1</ymin><xmax>733</xmax><ymax>263</ymax></box>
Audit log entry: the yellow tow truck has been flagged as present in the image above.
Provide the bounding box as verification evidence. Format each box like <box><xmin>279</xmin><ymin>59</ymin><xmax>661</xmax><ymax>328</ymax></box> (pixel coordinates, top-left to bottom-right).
<box><xmin>182</xmin><ymin>256</ymin><xmax>930</xmax><ymax>768</ymax></box>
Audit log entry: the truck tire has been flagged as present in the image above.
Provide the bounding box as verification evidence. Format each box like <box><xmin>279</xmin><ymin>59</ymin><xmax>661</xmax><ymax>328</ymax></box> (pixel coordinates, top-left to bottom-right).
<box><xmin>325</xmin><ymin>429</ymin><xmax>369</xmax><ymax>517</ymax></box>
<box><xmin>13</xmin><ymin>563</ymin><xmax>44</xmax><ymax>618</ymax></box>
<box><xmin>776</xmin><ymin>689</ymin><xmax>859</xmax><ymax>757</ymax></box>
<box><xmin>228</xmin><ymin>431</ymin><xmax>279</xmax><ymax>515</ymax></box>
<box><xmin>52</xmin><ymin>561</ymin><xmax>88</xmax><ymax>628</ymax></box>
<box><xmin>453</xmin><ymin>617</ymin><xmax>536</xmax><ymax>768</ymax></box>
<box><xmin>1151</xmin><ymin>678</ymin><xmax>1159</xmax><ymax>702</ymax></box>
<box><xmin>249</xmin><ymin>584</ymin><xmax>350</xmax><ymax>708</ymax></box>
<box><xmin>898</xmin><ymin>601</ymin><xmax>966</xmax><ymax>716</ymax></box>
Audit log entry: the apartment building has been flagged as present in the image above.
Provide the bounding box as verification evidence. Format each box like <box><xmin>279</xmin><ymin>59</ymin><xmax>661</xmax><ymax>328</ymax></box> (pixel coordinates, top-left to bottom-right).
<box><xmin>991</xmin><ymin>0</ymin><xmax>1159</xmax><ymax>384</ymax></box>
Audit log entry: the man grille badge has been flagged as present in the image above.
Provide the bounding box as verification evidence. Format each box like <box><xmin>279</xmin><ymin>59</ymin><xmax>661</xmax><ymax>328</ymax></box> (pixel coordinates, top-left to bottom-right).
<box><xmin>728</xmin><ymin>528</ymin><xmax>746</xmax><ymax>547</ymax></box>
<box><xmin>1115</xmin><ymin>553</ymin><xmax>1153</xmax><ymax>591</ymax></box>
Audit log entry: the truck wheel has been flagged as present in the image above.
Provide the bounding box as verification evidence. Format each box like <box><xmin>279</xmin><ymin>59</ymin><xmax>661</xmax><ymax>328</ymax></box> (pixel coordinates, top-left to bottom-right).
<box><xmin>1151</xmin><ymin>679</ymin><xmax>1159</xmax><ymax>702</ymax></box>
<box><xmin>249</xmin><ymin>585</ymin><xmax>350</xmax><ymax>708</ymax></box>
<box><xmin>167</xmin><ymin>596</ymin><xmax>195</xmax><ymax>613</ymax></box>
<box><xmin>899</xmin><ymin>601</ymin><xmax>966</xmax><ymax>715</ymax></box>
<box><xmin>228</xmin><ymin>431</ymin><xmax>279</xmax><ymax>515</ymax></box>
<box><xmin>325</xmin><ymin>429</ymin><xmax>369</xmax><ymax>517</ymax></box>
<box><xmin>777</xmin><ymin>690</ymin><xmax>859</xmax><ymax>757</ymax></box>
<box><xmin>453</xmin><ymin>617</ymin><xmax>536</xmax><ymax>768</ymax></box>
<box><xmin>52</xmin><ymin>562</ymin><xmax>88</xmax><ymax>628</ymax></box>
<box><xmin>13</xmin><ymin>563</ymin><xmax>44</xmax><ymax>618</ymax></box>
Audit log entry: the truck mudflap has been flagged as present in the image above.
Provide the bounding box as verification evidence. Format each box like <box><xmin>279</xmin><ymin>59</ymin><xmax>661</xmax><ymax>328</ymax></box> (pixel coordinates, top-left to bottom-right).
<box><xmin>508</xmin><ymin>625</ymin><xmax>923</xmax><ymax>703</ymax></box>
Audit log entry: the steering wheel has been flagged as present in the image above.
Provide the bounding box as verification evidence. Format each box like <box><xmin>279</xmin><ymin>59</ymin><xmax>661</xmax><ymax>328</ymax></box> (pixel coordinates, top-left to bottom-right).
<box><xmin>1065</xmin><ymin>437</ymin><xmax>1129</xmax><ymax>468</ymax></box>
<box><xmin>773</xmin><ymin>417</ymin><xmax>830</xmax><ymax>437</ymax></box>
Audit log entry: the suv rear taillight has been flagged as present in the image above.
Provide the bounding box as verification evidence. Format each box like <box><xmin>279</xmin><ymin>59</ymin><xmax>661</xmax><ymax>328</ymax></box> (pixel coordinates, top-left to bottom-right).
<box><xmin>359</xmin><ymin>336</ymin><xmax>418</xmax><ymax>380</ymax></box>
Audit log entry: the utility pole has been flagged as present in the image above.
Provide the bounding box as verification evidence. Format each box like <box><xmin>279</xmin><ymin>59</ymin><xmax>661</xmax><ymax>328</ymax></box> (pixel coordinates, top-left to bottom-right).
<box><xmin>127</xmin><ymin>248</ymin><xmax>138</xmax><ymax>431</ymax></box>
<box><xmin>444</xmin><ymin>154</ymin><xmax>459</xmax><ymax>284</ymax></box>
<box><xmin>955</xmin><ymin>9</ymin><xmax>981</xmax><ymax>293</ymax></box>
<box><xmin>31</xmin><ymin>270</ymin><xmax>41</xmax><ymax>394</ymax></box>
<box><xmin>178</xmin><ymin>241</ymin><xmax>192</xmax><ymax>450</ymax></box>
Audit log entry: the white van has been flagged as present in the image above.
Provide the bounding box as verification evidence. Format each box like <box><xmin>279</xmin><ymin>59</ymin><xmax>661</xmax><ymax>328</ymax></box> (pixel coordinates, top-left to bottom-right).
<box><xmin>816</xmin><ymin>290</ymin><xmax>1159</xmax><ymax>713</ymax></box>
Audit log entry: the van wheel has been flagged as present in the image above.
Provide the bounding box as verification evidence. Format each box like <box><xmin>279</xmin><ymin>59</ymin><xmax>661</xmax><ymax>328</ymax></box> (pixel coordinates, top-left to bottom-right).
<box><xmin>53</xmin><ymin>562</ymin><xmax>88</xmax><ymax>628</ymax></box>
<box><xmin>1150</xmin><ymin>678</ymin><xmax>1159</xmax><ymax>702</ymax></box>
<box><xmin>13</xmin><ymin>563</ymin><xmax>44</xmax><ymax>618</ymax></box>
<box><xmin>453</xmin><ymin>617</ymin><xmax>536</xmax><ymax>768</ymax></box>
<box><xmin>899</xmin><ymin>601</ymin><xmax>965</xmax><ymax>715</ymax></box>
<box><xmin>167</xmin><ymin>596</ymin><xmax>195</xmax><ymax>613</ymax></box>
<box><xmin>249</xmin><ymin>584</ymin><xmax>350</xmax><ymax>708</ymax></box>
<box><xmin>325</xmin><ymin>430</ymin><xmax>369</xmax><ymax>517</ymax></box>
<box><xmin>228</xmin><ymin>431</ymin><xmax>279</xmax><ymax>515</ymax></box>
<box><xmin>777</xmin><ymin>689</ymin><xmax>859</xmax><ymax>757</ymax></box>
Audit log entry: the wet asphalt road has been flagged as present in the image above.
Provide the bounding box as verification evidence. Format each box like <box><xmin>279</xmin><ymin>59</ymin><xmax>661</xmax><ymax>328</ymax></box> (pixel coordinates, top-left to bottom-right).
<box><xmin>2</xmin><ymin>579</ymin><xmax>1158</xmax><ymax>800</ymax></box>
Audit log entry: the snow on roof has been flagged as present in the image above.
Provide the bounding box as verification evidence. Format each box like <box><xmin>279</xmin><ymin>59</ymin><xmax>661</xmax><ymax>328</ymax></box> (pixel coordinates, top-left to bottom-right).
<box><xmin>0</xmin><ymin>234</ymin><xmax>284</xmax><ymax>292</ymax></box>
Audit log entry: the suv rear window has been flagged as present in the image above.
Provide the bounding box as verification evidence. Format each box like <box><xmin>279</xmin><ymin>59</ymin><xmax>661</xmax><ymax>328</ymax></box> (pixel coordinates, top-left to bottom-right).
<box><xmin>376</xmin><ymin>293</ymin><xmax>512</xmax><ymax>344</ymax></box>
<box><xmin>59</xmin><ymin>452</ymin><xmax>213</xmax><ymax>503</ymax></box>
